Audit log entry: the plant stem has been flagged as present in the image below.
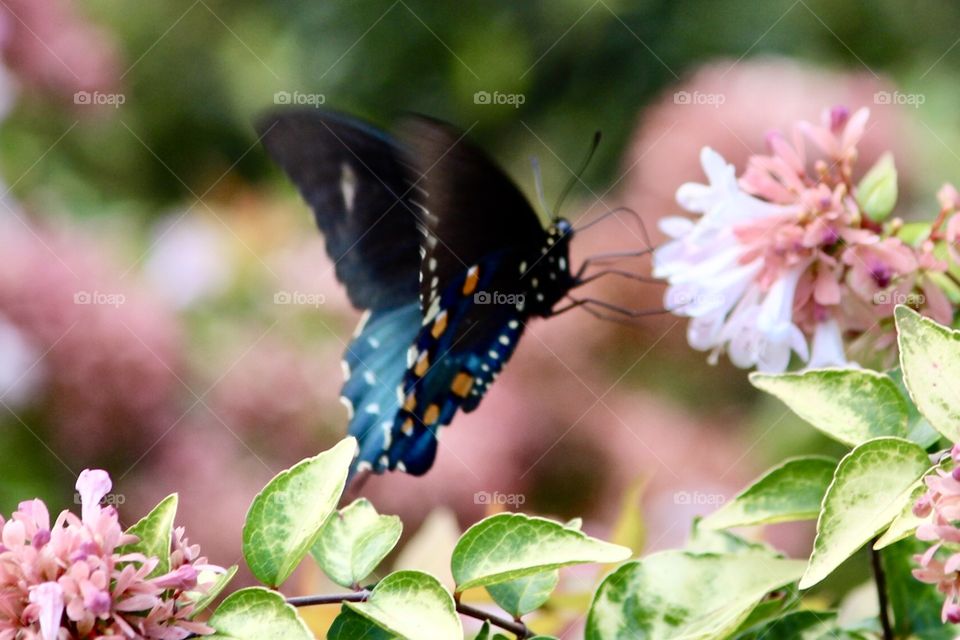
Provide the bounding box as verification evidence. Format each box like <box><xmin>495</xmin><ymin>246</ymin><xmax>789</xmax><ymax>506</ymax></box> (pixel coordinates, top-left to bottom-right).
<box><xmin>870</xmin><ymin>537</ymin><xmax>894</xmax><ymax>640</ymax></box>
<box><xmin>287</xmin><ymin>591</ymin><xmax>371</xmax><ymax>606</ymax></box>
<box><xmin>456</xmin><ymin>601</ymin><xmax>534</xmax><ymax>639</ymax></box>
<box><xmin>288</xmin><ymin>591</ymin><xmax>534</xmax><ymax>639</ymax></box>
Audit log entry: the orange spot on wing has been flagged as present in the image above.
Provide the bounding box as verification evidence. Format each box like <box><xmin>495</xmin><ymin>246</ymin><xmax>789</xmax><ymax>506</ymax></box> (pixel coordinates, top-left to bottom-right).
<box><xmin>401</xmin><ymin>418</ymin><xmax>414</xmax><ymax>435</ymax></box>
<box><xmin>462</xmin><ymin>265</ymin><xmax>480</xmax><ymax>295</ymax></box>
<box><xmin>414</xmin><ymin>351</ymin><xmax>430</xmax><ymax>377</ymax></box>
<box><xmin>431</xmin><ymin>310</ymin><xmax>448</xmax><ymax>338</ymax></box>
<box><xmin>451</xmin><ymin>372</ymin><xmax>474</xmax><ymax>398</ymax></box>
<box><xmin>423</xmin><ymin>404</ymin><xmax>440</xmax><ymax>425</ymax></box>
<box><xmin>403</xmin><ymin>393</ymin><xmax>417</xmax><ymax>412</ymax></box>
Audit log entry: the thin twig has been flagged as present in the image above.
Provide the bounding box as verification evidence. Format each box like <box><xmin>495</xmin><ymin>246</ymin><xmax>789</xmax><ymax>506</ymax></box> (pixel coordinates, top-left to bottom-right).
<box><xmin>287</xmin><ymin>591</ymin><xmax>370</xmax><ymax>607</ymax></box>
<box><xmin>288</xmin><ymin>591</ymin><xmax>534</xmax><ymax>638</ymax></box>
<box><xmin>870</xmin><ymin>537</ymin><xmax>894</xmax><ymax>640</ymax></box>
<box><xmin>456</xmin><ymin>600</ymin><xmax>534</xmax><ymax>638</ymax></box>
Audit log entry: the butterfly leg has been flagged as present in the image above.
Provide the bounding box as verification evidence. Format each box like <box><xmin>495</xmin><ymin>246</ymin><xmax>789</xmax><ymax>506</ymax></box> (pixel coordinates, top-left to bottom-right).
<box><xmin>574</xmin><ymin>248</ymin><xmax>657</xmax><ymax>279</ymax></box>
<box><xmin>574</xmin><ymin>268</ymin><xmax>662</xmax><ymax>286</ymax></box>
<box><xmin>573</xmin><ymin>207</ymin><xmax>657</xmax><ymax>251</ymax></box>
<box><xmin>551</xmin><ymin>295</ymin><xmax>668</xmax><ymax>324</ymax></box>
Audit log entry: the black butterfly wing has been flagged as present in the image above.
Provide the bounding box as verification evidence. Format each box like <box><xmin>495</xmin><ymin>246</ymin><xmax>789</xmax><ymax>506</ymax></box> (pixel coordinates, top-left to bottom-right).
<box><xmin>258</xmin><ymin>112</ymin><xmax>566</xmax><ymax>477</ymax></box>
<box><xmin>257</xmin><ymin>109</ymin><xmax>425</xmax><ymax>475</ymax></box>
<box><xmin>256</xmin><ymin>109</ymin><xmax>422</xmax><ymax>311</ymax></box>
<box><xmin>401</xmin><ymin>116</ymin><xmax>547</xmax><ymax>312</ymax></box>
<box><xmin>371</xmin><ymin>118</ymin><xmax>552</xmax><ymax>475</ymax></box>
<box><xmin>386</xmin><ymin>253</ymin><xmax>528</xmax><ymax>475</ymax></box>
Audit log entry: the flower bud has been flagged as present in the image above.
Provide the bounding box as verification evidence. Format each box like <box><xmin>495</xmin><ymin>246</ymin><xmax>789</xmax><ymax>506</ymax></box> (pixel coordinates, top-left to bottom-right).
<box><xmin>946</xmin><ymin>603</ymin><xmax>960</xmax><ymax>624</ymax></box>
<box><xmin>857</xmin><ymin>152</ymin><xmax>898</xmax><ymax>222</ymax></box>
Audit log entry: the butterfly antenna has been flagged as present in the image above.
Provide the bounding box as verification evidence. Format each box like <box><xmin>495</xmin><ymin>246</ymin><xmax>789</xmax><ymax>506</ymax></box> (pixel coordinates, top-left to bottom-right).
<box><xmin>531</xmin><ymin>156</ymin><xmax>555</xmax><ymax>223</ymax></box>
<box><xmin>553</xmin><ymin>131</ymin><xmax>602</xmax><ymax>216</ymax></box>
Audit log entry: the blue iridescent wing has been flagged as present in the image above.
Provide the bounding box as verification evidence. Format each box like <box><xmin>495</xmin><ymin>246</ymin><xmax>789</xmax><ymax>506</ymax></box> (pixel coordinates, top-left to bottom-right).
<box><xmin>340</xmin><ymin>302</ymin><xmax>421</xmax><ymax>471</ymax></box>
<box><xmin>383</xmin><ymin>253</ymin><xmax>528</xmax><ymax>475</ymax></box>
<box><xmin>259</xmin><ymin>111</ymin><xmax>574</xmax><ymax>477</ymax></box>
<box><xmin>258</xmin><ymin>110</ymin><xmax>424</xmax><ymax>473</ymax></box>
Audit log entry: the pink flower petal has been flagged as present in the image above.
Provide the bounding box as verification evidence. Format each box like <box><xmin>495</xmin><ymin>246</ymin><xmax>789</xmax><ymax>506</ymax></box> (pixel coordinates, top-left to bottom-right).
<box><xmin>76</xmin><ymin>469</ymin><xmax>112</xmax><ymax>526</ymax></box>
<box><xmin>28</xmin><ymin>582</ymin><xmax>64</xmax><ymax>640</ymax></box>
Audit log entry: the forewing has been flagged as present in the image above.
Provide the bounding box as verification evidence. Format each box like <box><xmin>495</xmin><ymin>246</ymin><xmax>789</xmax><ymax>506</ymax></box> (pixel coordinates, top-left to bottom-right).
<box><xmin>257</xmin><ymin>109</ymin><xmax>421</xmax><ymax>310</ymax></box>
<box><xmin>401</xmin><ymin>116</ymin><xmax>546</xmax><ymax>311</ymax></box>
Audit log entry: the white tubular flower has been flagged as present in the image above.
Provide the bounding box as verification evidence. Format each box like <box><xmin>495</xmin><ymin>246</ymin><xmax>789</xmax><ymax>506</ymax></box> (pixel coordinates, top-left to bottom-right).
<box><xmin>654</xmin><ymin>148</ymin><xmax>806</xmax><ymax>373</ymax></box>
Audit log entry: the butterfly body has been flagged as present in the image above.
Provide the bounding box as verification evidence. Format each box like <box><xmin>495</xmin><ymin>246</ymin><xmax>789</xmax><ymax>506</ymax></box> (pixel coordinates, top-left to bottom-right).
<box><xmin>258</xmin><ymin>109</ymin><xmax>577</xmax><ymax>476</ymax></box>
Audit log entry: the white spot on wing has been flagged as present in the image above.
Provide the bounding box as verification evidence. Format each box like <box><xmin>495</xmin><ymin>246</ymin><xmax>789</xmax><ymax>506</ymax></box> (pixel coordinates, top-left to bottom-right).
<box><xmin>339</xmin><ymin>396</ymin><xmax>354</xmax><ymax>419</ymax></box>
<box><xmin>424</xmin><ymin>296</ymin><xmax>441</xmax><ymax>323</ymax></box>
<box><xmin>381</xmin><ymin>421</ymin><xmax>393</xmax><ymax>449</ymax></box>
<box><xmin>340</xmin><ymin>162</ymin><xmax>358</xmax><ymax>213</ymax></box>
<box><xmin>353</xmin><ymin>311</ymin><xmax>371</xmax><ymax>338</ymax></box>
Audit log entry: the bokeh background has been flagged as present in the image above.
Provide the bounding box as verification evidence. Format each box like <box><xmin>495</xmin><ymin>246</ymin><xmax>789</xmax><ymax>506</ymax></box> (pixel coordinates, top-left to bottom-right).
<box><xmin>2</xmin><ymin>0</ymin><xmax>959</xmax><ymax>634</ymax></box>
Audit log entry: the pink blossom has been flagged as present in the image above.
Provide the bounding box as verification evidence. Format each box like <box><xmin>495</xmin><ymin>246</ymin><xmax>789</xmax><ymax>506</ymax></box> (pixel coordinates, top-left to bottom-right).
<box><xmin>656</xmin><ymin>106</ymin><xmax>956</xmax><ymax>371</ymax></box>
<box><xmin>913</xmin><ymin>446</ymin><xmax>960</xmax><ymax>625</ymax></box>
<box><xmin>0</xmin><ymin>469</ymin><xmax>225</xmax><ymax>638</ymax></box>
<box><xmin>947</xmin><ymin>211</ymin><xmax>960</xmax><ymax>265</ymax></box>
<box><xmin>76</xmin><ymin>470</ymin><xmax>111</xmax><ymax>526</ymax></box>
<box><xmin>27</xmin><ymin>583</ymin><xmax>62</xmax><ymax>640</ymax></box>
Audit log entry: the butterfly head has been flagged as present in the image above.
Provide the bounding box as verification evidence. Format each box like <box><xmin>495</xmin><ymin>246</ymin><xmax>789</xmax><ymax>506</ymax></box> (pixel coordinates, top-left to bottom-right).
<box><xmin>552</xmin><ymin>217</ymin><xmax>574</xmax><ymax>237</ymax></box>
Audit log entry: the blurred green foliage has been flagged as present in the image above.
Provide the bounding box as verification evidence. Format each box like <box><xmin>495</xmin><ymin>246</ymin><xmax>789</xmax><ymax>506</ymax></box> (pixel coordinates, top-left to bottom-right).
<box><xmin>9</xmin><ymin>0</ymin><xmax>960</xmax><ymax>218</ymax></box>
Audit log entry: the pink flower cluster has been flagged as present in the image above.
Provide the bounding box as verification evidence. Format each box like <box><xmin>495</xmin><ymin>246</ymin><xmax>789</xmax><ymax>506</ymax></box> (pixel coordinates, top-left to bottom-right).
<box><xmin>913</xmin><ymin>446</ymin><xmax>960</xmax><ymax>624</ymax></box>
<box><xmin>655</xmin><ymin>106</ymin><xmax>959</xmax><ymax>371</ymax></box>
<box><xmin>0</xmin><ymin>470</ymin><xmax>223</xmax><ymax>639</ymax></box>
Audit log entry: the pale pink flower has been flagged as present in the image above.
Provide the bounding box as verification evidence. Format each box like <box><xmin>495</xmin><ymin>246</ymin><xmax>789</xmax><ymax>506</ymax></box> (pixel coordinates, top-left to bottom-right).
<box><xmin>656</xmin><ymin>106</ymin><xmax>955</xmax><ymax>371</ymax></box>
<box><xmin>27</xmin><ymin>583</ymin><xmax>62</xmax><ymax>640</ymax></box>
<box><xmin>0</xmin><ymin>469</ymin><xmax>225</xmax><ymax>638</ymax></box>
<box><xmin>76</xmin><ymin>469</ymin><xmax>111</xmax><ymax>526</ymax></box>
<box><xmin>913</xmin><ymin>446</ymin><xmax>960</xmax><ymax>624</ymax></box>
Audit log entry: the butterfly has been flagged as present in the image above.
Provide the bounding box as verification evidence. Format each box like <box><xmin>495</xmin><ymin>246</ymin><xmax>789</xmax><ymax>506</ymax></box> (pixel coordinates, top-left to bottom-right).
<box><xmin>257</xmin><ymin>109</ymin><xmax>645</xmax><ymax>477</ymax></box>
